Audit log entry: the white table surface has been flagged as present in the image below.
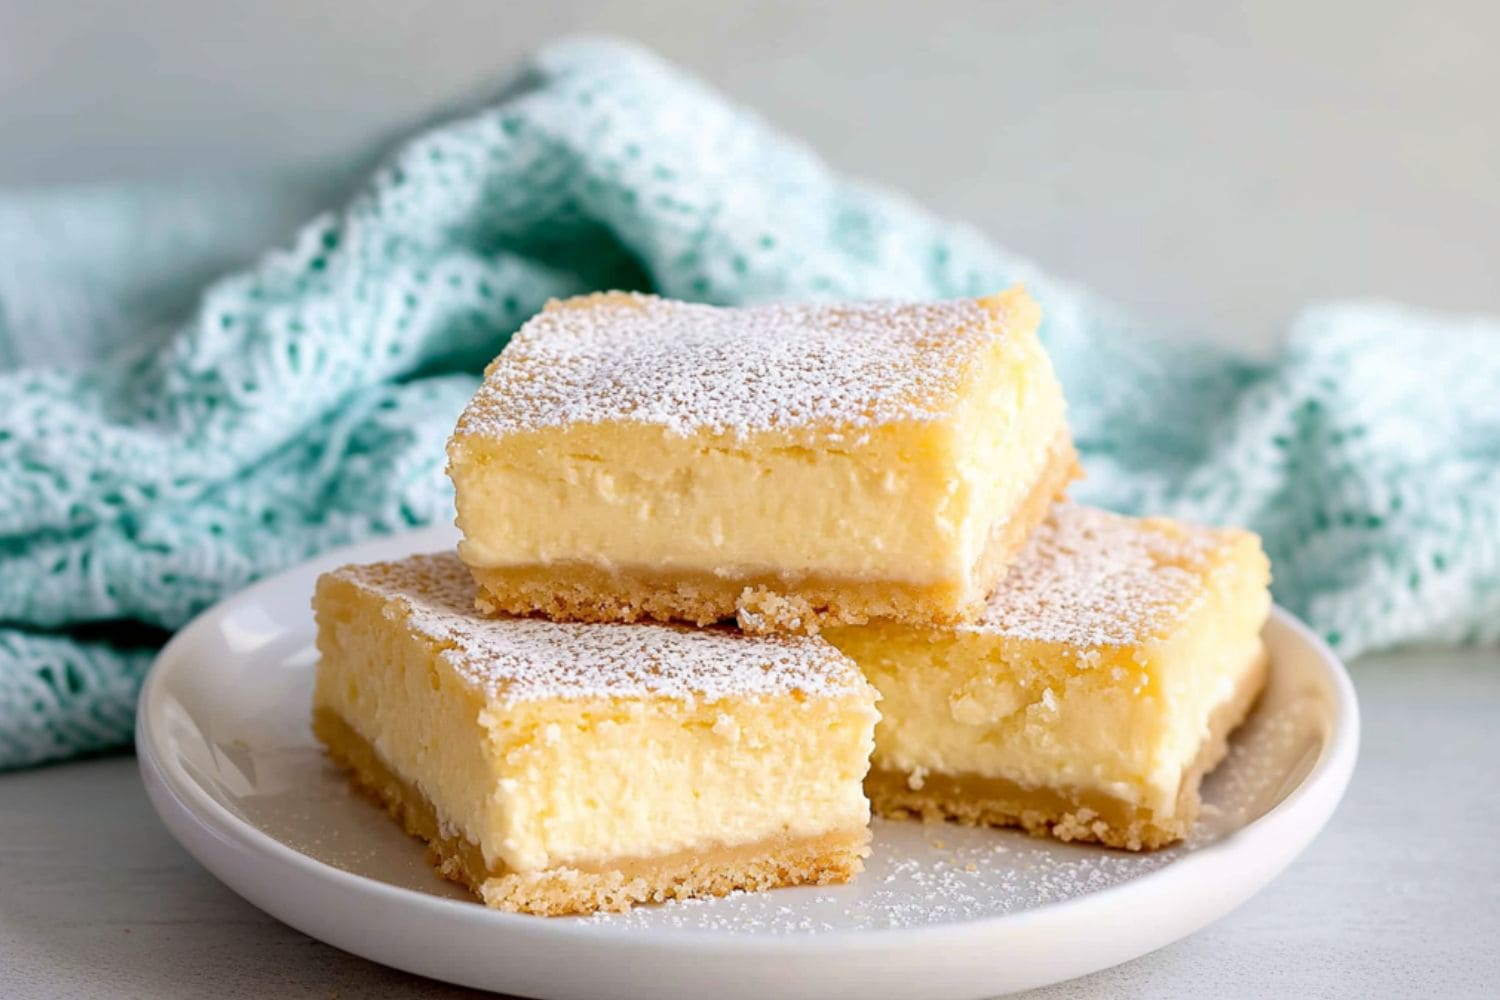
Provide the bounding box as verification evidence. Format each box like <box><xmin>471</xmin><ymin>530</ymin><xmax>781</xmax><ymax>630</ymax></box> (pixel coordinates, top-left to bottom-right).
<box><xmin>2</xmin><ymin>1</ymin><xmax>1498</xmax><ymax>997</ymax></box>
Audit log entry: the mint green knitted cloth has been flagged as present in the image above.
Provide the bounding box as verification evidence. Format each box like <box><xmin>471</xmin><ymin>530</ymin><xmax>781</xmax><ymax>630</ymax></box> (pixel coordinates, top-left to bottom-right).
<box><xmin>2</xmin><ymin>39</ymin><xmax>1496</xmax><ymax>770</ymax></box>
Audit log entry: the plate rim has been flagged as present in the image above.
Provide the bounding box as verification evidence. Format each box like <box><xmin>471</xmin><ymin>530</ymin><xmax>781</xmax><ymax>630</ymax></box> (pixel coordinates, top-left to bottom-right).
<box><xmin>135</xmin><ymin>527</ymin><xmax>1360</xmax><ymax>964</ymax></box>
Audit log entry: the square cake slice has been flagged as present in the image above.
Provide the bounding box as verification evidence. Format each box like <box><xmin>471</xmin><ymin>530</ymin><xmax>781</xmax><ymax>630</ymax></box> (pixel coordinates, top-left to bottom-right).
<box><xmin>825</xmin><ymin>504</ymin><xmax>1271</xmax><ymax>850</ymax></box>
<box><xmin>312</xmin><ymin>552</ymin><xmax>879</xmax><ymax>915</ymax></box>
<box><xmin>447</xmin><ymin>287</ymin><xmax>1078</xmax><ymax>633</ymax></box>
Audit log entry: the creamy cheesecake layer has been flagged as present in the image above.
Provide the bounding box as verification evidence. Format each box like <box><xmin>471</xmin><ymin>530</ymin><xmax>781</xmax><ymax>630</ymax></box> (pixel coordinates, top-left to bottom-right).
<box><xmin>312</xmin><ymin>553</ymin><xmax>878</xmax><ymax>911</ymax></box>
<box><xmin>465</xmin><ymin>434</ymin><xmax>1078</xmax><ymax>633</ymax></box>
<box><xmin>448</xmin><ymin>288</ymin><xmax>1075</xmax><ymax>630</ymax></box>
<box><xmin>315</xmin><ymin>708</ymin><xmax>868</xmax><ymax>915</ymax></box>
<box><xmin>826</xmin><ymin>504</ymin><xmax>1272</xmax><ymax>849</ymax></box>
<box><xmin>861</xmin><ymin>641</ymin><xmax>1267</xmax><ymax>849</ymax></box>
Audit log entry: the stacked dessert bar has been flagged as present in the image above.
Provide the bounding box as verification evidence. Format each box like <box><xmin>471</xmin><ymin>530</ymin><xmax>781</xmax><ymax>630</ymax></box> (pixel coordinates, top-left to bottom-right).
<box><xmin>311</xmin><ymin>288</ymin><xmax>1271</xmax><ymax>915</ymax></box>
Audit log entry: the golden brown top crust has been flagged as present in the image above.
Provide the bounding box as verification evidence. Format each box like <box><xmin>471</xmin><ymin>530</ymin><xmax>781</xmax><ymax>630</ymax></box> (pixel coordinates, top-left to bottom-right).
<box><xmin>317</xmin><ymin>552</ymin><xmax>869</xmax><ymax>703</ymax></box>
<box><xmin>453</xmin><ymin>288</ymin><xmax>1040</xmax><ymax>440</ymax></box>
<box><xmin>970</xmin><ymin>504</ymin><xmax>1269</xmax><ymax>646</ymax></box>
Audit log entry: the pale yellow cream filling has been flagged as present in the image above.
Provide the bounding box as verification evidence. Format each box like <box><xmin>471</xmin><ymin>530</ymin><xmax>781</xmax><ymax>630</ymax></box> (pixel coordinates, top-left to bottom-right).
<box><xmin>482</xmin><ymin>696</ymin><xmax>875</xmax><ymax>871</ymax></box>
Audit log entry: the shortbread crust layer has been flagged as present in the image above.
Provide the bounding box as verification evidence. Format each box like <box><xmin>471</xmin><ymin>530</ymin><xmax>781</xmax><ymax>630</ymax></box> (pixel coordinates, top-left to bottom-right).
<box><xmin>315</xmin><ymin>708</ymin><xmax>869</xmax><ymax>915</ymax></box>
<box><xmin>864</xmin><ymin>642</ymin><xmax>1268</xmax><ymax>850</ymax></box>
<box><xmin>470</xmin><ymin>433</ymin><xmax>1081</xmax><ymax>634</ymax></box>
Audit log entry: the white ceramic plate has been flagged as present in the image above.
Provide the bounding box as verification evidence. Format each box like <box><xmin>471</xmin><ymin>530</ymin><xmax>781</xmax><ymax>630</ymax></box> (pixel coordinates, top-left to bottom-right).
<box><xmin>138</xmin><ymin>526</ymin><xmax>1358</xmax><ymax>999</ymax></box>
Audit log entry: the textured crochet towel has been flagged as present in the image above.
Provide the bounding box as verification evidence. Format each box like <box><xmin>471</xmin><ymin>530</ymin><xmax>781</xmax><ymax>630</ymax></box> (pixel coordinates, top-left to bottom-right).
<box><xmin>2</xmin><ymin>39</ymin><xmax>1497</xmax><ymax>770</ymax></box>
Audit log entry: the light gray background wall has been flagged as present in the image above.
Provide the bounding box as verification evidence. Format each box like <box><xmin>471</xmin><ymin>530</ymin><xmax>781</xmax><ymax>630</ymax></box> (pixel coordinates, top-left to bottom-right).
<box><xmin>1</xmin><ymin>0</ymin><xmax>1496</xmax><ymax>351</ymax></box>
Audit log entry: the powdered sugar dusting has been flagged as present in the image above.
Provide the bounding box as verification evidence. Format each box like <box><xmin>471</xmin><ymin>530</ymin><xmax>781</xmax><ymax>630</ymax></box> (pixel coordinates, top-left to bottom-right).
<box><xmin>974</xmin><ymin>504</ymin><xmax>1260</xmax><ymax>646</ymax></box>
<box><xmin>455</xmin><ymin>292</ymin><xmax>1009</xmax><ymax>438</ymax></box>
<box><xmin>325</xmin><ymin>552</ymin><xmax>864</xmax><ymax>703</ymax></box>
